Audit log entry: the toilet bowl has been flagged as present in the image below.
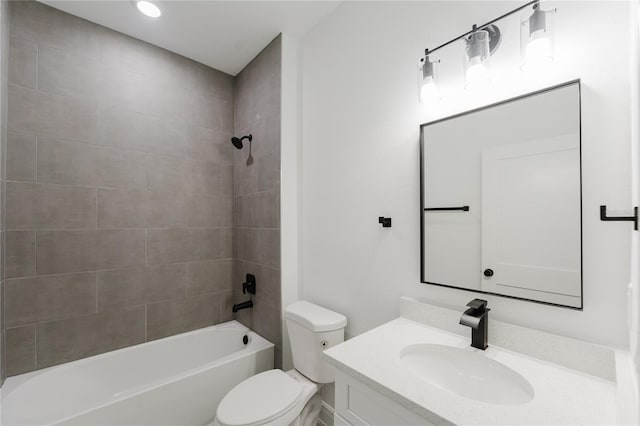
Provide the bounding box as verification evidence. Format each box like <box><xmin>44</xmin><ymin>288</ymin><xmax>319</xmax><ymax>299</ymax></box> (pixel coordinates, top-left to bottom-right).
<box><xmin>214</xmin><ymin>301</ymin><xmax>347</xmax><ymax>426</ymax></box>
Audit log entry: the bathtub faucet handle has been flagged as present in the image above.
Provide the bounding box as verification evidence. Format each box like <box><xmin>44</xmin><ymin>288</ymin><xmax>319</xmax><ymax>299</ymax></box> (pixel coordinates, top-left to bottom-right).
<box><xmin>242</xmin><ymin>274</ymin><xmax>256</xmax><ymax>295</ymax></box>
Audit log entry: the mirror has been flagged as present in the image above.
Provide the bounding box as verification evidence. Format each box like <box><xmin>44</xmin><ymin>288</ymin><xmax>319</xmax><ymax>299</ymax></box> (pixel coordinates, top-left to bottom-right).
<box><xmin>420</xmin><ymin>81</ymin><xmax>582</xmax><ymax>309</ymax></box>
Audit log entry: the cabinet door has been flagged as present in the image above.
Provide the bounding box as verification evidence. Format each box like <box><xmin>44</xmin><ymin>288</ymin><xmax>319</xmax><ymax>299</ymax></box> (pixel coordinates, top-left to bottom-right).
<box><xmin>334</xmin><ymin>371</ymin><xmax>442</xmax><ymax>426</ymax></box>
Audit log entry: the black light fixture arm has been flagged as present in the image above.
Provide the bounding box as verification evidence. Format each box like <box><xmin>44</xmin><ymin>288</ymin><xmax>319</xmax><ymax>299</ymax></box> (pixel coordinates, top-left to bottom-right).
<box><xmin>420</xmin><ymin>0</ymin><xmax>539</xmax><ymax>59</ymax></box>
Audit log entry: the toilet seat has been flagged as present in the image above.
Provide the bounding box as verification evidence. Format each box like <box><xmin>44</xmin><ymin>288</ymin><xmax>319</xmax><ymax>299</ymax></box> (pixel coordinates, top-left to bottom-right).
<box><xmin>216</xmin><ymin>370</ymin><xmax>305</xmax><ymax>426</ymax></box>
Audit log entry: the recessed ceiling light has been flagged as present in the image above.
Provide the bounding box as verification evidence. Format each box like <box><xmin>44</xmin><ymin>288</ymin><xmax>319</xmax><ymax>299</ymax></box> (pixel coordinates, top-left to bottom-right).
<box><xmin>136</xmin><ymin>0</ymin><xmax>161</xmax><ymax>18</ymax></box>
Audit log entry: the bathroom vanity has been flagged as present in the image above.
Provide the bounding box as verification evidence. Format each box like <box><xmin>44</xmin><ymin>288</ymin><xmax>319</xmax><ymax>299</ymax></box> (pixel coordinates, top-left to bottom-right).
<box><xmin>324</xmin><ymin>298</ymin><xmax>637</xmax><ymax>426</ymax></box>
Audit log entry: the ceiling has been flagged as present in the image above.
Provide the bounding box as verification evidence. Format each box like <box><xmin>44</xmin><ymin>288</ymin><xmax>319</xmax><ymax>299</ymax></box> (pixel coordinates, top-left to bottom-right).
<box><xmin>39</xmin><ymin>0</ymin><xmax>342</xmax><ymax>76</ymax></box>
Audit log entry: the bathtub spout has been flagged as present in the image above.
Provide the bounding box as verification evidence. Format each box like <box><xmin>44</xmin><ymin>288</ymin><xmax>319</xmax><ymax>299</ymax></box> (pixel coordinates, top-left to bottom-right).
<box><xmin>232</xmin><ymin>300</ymin><xmax>253</xmax><ymax>313</ymax></box>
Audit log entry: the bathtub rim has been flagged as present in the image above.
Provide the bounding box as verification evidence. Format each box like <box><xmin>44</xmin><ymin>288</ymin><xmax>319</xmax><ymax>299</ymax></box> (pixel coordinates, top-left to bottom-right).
<box><xmin>1</xmin><ymin>320</ymin><xmax>274</xmax><ymax>425</ymax></box>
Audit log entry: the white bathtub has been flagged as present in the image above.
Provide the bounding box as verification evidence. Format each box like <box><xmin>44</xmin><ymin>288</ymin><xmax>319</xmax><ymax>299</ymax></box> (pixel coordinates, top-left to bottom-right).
<box><xmin>0</xmin><ymin>321</ymin><xmax>273</xmax><ymax>426</ymax></box>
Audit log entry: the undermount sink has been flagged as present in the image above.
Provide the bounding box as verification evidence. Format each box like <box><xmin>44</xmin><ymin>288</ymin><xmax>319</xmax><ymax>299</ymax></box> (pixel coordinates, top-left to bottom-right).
<box><xmin>399</xmin><ymin>344</ymin><xmax>535</xmax><ymax>405</ymax></box>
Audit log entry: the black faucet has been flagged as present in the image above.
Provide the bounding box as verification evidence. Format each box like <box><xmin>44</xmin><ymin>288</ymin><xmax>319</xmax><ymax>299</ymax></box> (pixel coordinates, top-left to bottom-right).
<box><xmin>233</xmin><ymin>274</ymin><xmax>256</xmax><ymax>313</ymax></box>
<box><xmin>459</xmin><ymin>299</ymin><xmax>490</xmax><ymax>350</ymax></box>
<box><xmin>232</xmin><ymin>300</ymin><xmax>253</xmax><ymax>313</ymax></box>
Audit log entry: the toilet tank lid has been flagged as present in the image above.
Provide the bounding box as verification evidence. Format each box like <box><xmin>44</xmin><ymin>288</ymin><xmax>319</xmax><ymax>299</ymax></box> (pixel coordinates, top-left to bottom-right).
<box><xmin>285</xmin><ymin>301</ymin><xmax>347</xmax><ymax>332</ymax></box>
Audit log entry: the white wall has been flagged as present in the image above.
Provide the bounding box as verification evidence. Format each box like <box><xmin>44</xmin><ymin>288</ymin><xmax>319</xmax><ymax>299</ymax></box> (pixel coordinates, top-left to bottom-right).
<box><xmin>300</xmin><ymin>1</ymin><xmax>632</xmax><ymax>348</ymax></box>
<box><xmin>280</xmin><ymin>33</ymin><xmax>302</xmax><ymax>371</ymax></box>
<box><xmin>630</xmin><ymin>0</ymin><xmax>640</xmax><ymax>399</ymax></box>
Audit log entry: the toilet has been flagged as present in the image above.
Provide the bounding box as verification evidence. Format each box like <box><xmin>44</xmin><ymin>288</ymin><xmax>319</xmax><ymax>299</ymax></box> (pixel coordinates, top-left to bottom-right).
<box><xmin>214</xmin><ymin>301</ymin><xmax>347</xmax><ymax>426</ymax></box>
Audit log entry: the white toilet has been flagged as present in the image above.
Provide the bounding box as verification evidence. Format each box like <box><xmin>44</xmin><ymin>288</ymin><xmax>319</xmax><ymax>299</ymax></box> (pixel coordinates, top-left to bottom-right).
<box><xmin>214</xmin><ymin>301</ymin><xmax>347</xmax><ymax>426</ymax></box>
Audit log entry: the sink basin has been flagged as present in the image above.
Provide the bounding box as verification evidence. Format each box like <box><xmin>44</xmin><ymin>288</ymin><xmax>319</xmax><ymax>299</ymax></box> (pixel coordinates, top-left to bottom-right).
<box><xmin>399</xmin><ymin>344</ymin><xmax>534</xmax><ymax>405</ymax></box>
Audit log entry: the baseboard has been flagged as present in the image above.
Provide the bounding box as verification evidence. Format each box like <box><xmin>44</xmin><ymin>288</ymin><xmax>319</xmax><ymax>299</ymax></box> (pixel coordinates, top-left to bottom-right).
<box><xmin>317</xmin><ymin>401</ymin><xmax>335</xmax><ymax>426</ymax></box>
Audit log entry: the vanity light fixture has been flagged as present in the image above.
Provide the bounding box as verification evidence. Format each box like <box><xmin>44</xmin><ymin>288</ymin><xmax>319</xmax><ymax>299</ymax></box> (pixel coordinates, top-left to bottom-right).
<box><xmin>418</xmin><ymin>50</ymin><xmax>440</xmax><ymax>102</ymax></box>
<box><xmin>135</xmin><ymin>0</ymin><xmax>162</xmax><ymax>18</ymax></box>
<box><xmin>464</xmin><ymin>25</ymin><xmax>500</xmax><ymax>90</ymax></box>
<box><xmin>521</xmin><ymin>3</ymin><xmax>557</xmax><ymax>71</ymax></box>
<box><xmin>418</xmin><ymin>0</ymin><xmax>553</xmax><ymax>98</ymax></box>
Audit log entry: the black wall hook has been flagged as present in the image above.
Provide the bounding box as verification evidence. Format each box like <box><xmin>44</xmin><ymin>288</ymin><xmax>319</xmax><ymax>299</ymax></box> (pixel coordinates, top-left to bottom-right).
<box><xmin>378</xmin><ymin>217</ymin><xmax>392</xmax><ymax>228</ymax></box>
<box><xmin>600</xmin><ymin>205</ymin><xmax>638</xmax><ymax>231</ymax></box>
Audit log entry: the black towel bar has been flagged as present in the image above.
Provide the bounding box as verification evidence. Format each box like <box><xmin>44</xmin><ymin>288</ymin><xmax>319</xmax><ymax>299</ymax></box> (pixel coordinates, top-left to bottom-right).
<box><xmin>599</xmin><ymin>205</ymin><xmax>638</xmax><ymax>231</ymax></box>
<box><xmin>424</xmin><ymin>206</ymin><xmax>470</xmax><ymax>212</ymax></box>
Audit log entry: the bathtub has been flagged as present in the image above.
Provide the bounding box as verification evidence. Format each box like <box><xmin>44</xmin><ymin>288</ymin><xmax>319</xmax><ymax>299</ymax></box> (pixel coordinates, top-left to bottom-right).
<box><xmin>0</xmin><ymin>320</ymin><xmax>273</xmax><ymax>426</ymax></box>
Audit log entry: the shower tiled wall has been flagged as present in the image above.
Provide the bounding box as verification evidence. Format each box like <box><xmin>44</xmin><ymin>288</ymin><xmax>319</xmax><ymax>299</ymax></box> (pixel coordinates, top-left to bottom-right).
<box><xmin>4</xmin><ymin>1</ymin><xmax>235</xmax><ymax>376</ymax></box>
<box><xmin>0</xmin><ymin>0</ymin><xmax>10</xmax><ymax>386</ymax></box>
<box><xmin>233</xmin><ymin>36</ymin><xmax>282</xmax><ymax>367</ymax></box>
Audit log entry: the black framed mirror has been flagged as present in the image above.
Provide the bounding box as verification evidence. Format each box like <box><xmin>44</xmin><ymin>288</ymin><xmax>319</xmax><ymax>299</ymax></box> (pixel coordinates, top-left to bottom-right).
<box><xmin>420</xmin><ymin>80</ymin><xmax>582</xmax><ymax>309</ymax></box>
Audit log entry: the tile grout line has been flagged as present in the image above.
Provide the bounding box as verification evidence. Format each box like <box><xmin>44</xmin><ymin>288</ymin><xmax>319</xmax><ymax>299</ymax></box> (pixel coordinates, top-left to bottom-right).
<box><xmin>4</xmin><ymin>179</ymin><xmax>236</xmax><ymax>196</ymax></box>
<box><xmin>95</xmin><ymin>273</ymin><xmax>98</xmax><ymax>313</ymax></box>
<box><xmin>144</xmin><ymin>304</ymin><xmax>147</xmax><ymax>342</ymax></box>
<box><xmin>34</xmin><ymin>325</ymin><xmax>37</xmax><ymax>370</ymax></box>
<box><xmin>8</xmin><ymin>296</ymin><xmax>183</xmax><ymax>331</ymax></box>
<box><xmin>144</xmin><ymin>228</ymin><xmax>147</xmax><ymax>268</ymax></box>
<box><xmin>5</xmin><ymin>259</ymin><xmax>233</xmax><ymax>282</ymax></box>
<box><xmin>35</xmin><ymin>41</ymin><xmax>39</xmax><ymax>91</ymax></box>
<box><xmin>34</xmin><ymin>231</ymin><xmax>37</xmax><ymax>276</ymax></box>
<box><xmin>95</xmin><ymin>184</ymin><xmax>98</xmax><ymax>229</ymax></box>
<box><xmin>35</xmin><ymin>136</ymin><xmax>38</xmax><ymax>183</ymax></box>
<box><xmin>7</xmin><ymin>226</ymin><xmax>239</xmax><ymax>232</ymax></box>
<box><xmin>184</xmin><ymin>259</ymin><xmax>188</xmax><ymax>300</ymax></box>
<box><xmin>4</xmin><ymin>131</ymin><xmax>235</xmax><ymax>169</ymax></box>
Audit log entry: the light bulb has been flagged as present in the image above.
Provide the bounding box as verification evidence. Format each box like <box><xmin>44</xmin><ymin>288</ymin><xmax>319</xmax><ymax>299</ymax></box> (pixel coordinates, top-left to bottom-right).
<box><xmin>465</xmin><ymin>57</ymin><xmax>491</xmax><ymax>91</ymax></box>
<box><xmin>524</xmin><ymin>35</ymin><xmax>552</xmax><ymax>70</ymax></box>
<box><xmin>420</xmin><ymin>77</ymin><xmax>438</xmax><ymax>102</ymax></box>
<box><xmin>136</xmin><ymin>1</ymin><xmax>161</xmax><ymax>18</ymax></box>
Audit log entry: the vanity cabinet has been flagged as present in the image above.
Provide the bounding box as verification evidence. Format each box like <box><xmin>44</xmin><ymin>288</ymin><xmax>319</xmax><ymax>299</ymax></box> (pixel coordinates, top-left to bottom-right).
<box><xmin>334</xmin><ymin>371</ymin><xmax>439</xmax><ymax>426</ymax></box>
<box><xmin>325</xmin><ymin>310</ymin><xmax>625</xmax><ymax>426</ymax></box>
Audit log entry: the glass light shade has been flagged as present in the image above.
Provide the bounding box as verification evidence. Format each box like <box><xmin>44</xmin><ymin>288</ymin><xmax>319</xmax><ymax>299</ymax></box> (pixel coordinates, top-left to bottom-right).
<box><xmin>464</xmin><ymin>29</ymin><xmax>491</xmax><ymax>90</ymax></box>
<box><xmin>465</xmin><ymin>59</ymin><xmax>490</xmax><ymax>90</ymax></box>
<box><xmin>420</xmin><ymin>76</ymin><xmax>438</xmax><ymax>102</ymax></box>
<box><xmin>521</xmin><ymin>5</ymin><xmax>555</xmax><ymax>70</ymax></box>
<box><xmin>136</xmin><ymin>0</ymin><xmax>161</xmax><ymax>17</ymax></box>
<box><xmin>418</xmin><ymin>56</ymin><xmax>440</xmax><ymax>102</ymax></box>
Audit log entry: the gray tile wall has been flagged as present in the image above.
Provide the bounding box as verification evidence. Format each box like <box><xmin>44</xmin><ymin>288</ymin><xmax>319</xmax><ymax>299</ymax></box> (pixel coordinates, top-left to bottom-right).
<box><xmin>4</xmin><ymin>1</ymin><xmax>235</xmax><ymax>376</ymax></box>
<box><xmin>0</xmin><ymin>0</ymin><xmax>10</xmax><ymax>386</ymax></box>
<box><xmin>232</xmin><ymin>36</ymin><xmax>282</xmax><ymax>368</ymax></box>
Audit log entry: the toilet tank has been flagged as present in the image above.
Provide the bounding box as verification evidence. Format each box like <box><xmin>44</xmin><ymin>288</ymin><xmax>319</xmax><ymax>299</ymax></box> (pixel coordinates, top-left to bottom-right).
<box><xmin>285</xmin><ymin>301</ymin><xmax>347</xmax><ymax>383</ymax></box>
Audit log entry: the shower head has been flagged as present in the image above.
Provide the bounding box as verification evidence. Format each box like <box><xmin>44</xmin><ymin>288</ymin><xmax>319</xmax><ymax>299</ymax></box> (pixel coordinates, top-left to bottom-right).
<box><xmin>231</xmin><ymin>137</ymin><xmax>243</xmax><ymax>149</ymax></box>
<box><xmin>230</xmin><ymin>134</ymin><xmax>252</xmax><ymax>150</ymax></box>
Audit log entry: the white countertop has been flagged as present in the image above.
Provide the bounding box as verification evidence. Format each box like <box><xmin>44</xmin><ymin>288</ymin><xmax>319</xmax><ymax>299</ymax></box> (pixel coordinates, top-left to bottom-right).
<box><xmin>324</xmin><ymin>317</ymin><xmax>618</xmax><ymax>425</ymax></box>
